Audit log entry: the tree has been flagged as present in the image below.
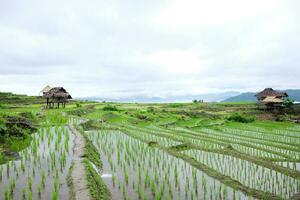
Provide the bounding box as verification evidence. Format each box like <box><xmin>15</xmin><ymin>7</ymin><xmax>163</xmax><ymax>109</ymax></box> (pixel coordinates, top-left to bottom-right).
<box><xmin>283</xmin><ymin>98</ymin><xmax>294</xmax><ymax>109</ymax></box>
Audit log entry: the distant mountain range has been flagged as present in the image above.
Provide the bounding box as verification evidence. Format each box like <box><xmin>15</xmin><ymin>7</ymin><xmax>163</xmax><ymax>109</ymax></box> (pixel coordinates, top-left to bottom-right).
<box><xmin>222</xmin><ymin>89</ymin><xmax>300</xmax><ymax>102</ymax></box>
<box><xmin>79</xmin><ymin>89</ymin><xmax>300</xmax><ymax>103</ymax></box>
<box><xmin>79</xmin><ymin>91</ymin><xmax>240</xmax><ymax>103</ymax></box>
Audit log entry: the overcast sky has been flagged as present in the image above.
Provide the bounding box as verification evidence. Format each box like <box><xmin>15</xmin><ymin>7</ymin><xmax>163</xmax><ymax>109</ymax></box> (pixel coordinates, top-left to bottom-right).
<box><xmin>0</xmin><ymin>0</ymin><xmax>299</xmax><ymax>98</ymax></box>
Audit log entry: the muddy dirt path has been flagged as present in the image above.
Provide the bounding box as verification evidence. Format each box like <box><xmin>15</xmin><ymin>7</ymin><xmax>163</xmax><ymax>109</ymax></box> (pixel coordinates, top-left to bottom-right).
<box><xmin>69</xmin><ymin>125</ymin><xmax>91</xmax><ymax>200</ymax></box>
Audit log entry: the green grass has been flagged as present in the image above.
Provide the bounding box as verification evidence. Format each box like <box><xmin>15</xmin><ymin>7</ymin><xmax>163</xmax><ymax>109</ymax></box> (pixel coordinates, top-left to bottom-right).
<box><xmin>76</xmin><ymin>126</ymin><xmax>111</xmax><ymax>200</ymax></box>
<box><xmin>1</xmin><ymin>97</ymin><xmax>300</xmax><ymax>199</ymax></box>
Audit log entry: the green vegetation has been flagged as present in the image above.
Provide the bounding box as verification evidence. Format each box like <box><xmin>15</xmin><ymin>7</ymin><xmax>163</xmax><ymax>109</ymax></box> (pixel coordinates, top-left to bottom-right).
<box><xmin>0</xmin><ymin>92</ymin><xmax>43</xmax><ymax>105</ymax></box>
<box><xmin>1</xmin><ymin>95</ymin><xmax>300</xmax><ymax>200</ymax></box>
<box><xmin>76</xmin><ymin>126</ymin><xmax>111</xmax><ymax>200</ymax></box>
<box><xmin>76</xmin><ymin>101</ymin><xmax>300</xmax><ymax>199</ymax></box>
<box><xmin>226</xmin><ymin>112</ymin><xmax>255</xmax><ymax>123</ymax></box>
<box><xmin>102</xmin><ymin>104</ymin><xmax>119</xmax><ymax>111</ymax></box>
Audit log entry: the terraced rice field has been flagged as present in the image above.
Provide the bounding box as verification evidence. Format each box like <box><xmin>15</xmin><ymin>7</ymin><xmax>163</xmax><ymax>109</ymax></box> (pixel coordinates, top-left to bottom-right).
<box><xmin>84</xmin><ymin>122</ymin><xmax>300</xmax><ymax>200</ymax></box>
<box><xmin>0</xmin><ymin>126</ymin><xmax>75</xmax><ymax>200</ymax></box>
<box><xmin>1</xmin><ymin>113</ymin><xmax>300</xmax><ymax>200</ymax></box>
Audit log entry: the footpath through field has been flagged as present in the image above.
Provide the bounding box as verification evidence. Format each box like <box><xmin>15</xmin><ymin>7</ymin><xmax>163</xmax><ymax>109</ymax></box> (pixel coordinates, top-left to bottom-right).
<box><xmin>69</xmin><ymin>125</ymin><xmax>91</xmax><ymax>200</ymax></box>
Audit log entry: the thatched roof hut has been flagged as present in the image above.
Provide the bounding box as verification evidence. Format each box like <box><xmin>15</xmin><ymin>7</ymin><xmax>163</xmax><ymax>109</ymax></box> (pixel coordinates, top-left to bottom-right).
<box><xmin>43</xmin><ymin>87</ymin><xmax>72</xmax><ymax>108</ymax></box>
<box><xmin>255</xmin><ymin>88</ymin><xmax>288</xmax><ymax>101</ymax></box>
<box><xmin>255</xmin><ymin>88</ymin><xmax>288</xmax><ymax>109</ymax></box>
<box><xmin>43</xmin><ymin>87</ymin><xmax>72</xmax><ymax>99</ymax></box>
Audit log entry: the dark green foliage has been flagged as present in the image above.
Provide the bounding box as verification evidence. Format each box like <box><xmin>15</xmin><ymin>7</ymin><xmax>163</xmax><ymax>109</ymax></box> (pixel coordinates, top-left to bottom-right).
<box><xmin>147</xmin><ymin>106</ymin><xmax>155</xmax><ymax>113</ymax></box>
<box><xmin>19</xmin><ymin>112</ymin><xmax>37</xmax><ymax>123</ymax></box>
<box><xmin>274</xmin><ymin>115</ymin><xmax>287</xmax><ymax>122</ymax></box>
<box><xmin>135</xmin><ymin>113</ymin><xmax>152</xmax><ymax>121</ymax></box>
<box><xmin>168</xmin><ymin>103</ymin><xmax>185</xmax><ymax>108</ymax></box>
<box><xmin>102</xmin><ymin>105</ymin><xmax>119</xmax><ymax>111</ymax></box>
<box><xmin>79</xmin><ymin>128</ymin><xmax>111</xmax><ymax>200</ymax></box>
<box><xmin>176</xmin><ymin>110</ymin><xmax>218</xmax><ymax>119</ymax></box>
<box><xmin>0</xmin><ymin>104</ymin><xmax>7</xmax><ymax>109</ymax></box>
<box><xmin>83</xmin><ymin>160</ymin><xmax>111</xmax><ymax>200</ymax></box>
<box><xmin>227</xmin><ymin>113</ymin><xmax>255</xmax><ymax>123</ymax></box>
<box><xmin>67</xmin><ymin>105</ymin><xmax>95</xmax><ymax>117</ymax></box>
<box><xmin>147</xmin><ymin>141</ymin><xmax>158</xmax><ymax>147</ymax></box>
<box><xmin>0</xmin><ymin>151</ymin><xmax>3</xmax><ymax>163</ymax></box>
<box><xmin>0</xmin><ymin>92</ymin><xmax>43</xmax><ymax>105</ymax></box>
<box><xmin>81</xmin><ymin>120</ymin><xmax>102</xmax><ymax>131</ymax></box>
<box><xmin>76</xmin><ymin>103</ymin><xmax>82</xmax><ymax>108</ymax></box>
<box><xmin>0</xmin><ymin>114</ymin><xmax>37</xmax><ymax>138</ymax></box>
<box><xmin>66</xmin><ymin>109</ymin><xmax>87</xmax><ymax>117</ymax></box>
<box><xmin>283</xmin><ymin>98</ymin><xmax>294</xmax><ymax>109</ymax></box>
<box><xmin>169</xmin><ymin>143</ymin><xmax>190</xmax><ymax>151</ymax></box>
<box><xmin>0</xmin><ymin>112</ymin><xmax>35</xmax><ymax>163</ymax></box>
<box><xmin>81</xmin><ymin>131</ymin><xmax>103</xmax><ymax>168</ymax></box>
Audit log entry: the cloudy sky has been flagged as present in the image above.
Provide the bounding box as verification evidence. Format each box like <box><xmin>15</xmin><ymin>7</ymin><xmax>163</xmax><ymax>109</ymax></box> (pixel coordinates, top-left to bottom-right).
<box><xmin>0</xmin><ymin>0</ymin><xmax>299</xmax><ymax>98</ymax></box>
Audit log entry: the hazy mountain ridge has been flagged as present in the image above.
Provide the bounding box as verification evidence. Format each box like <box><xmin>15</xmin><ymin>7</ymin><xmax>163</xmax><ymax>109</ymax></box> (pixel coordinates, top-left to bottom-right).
<box><xmin>223</xmin><ymin>89</ymin><xmax>300</xmax><ymax>102</ymax></box>
<box><xmin>79</xmin><ymin>92</ymin><xmax>240</xmax><ymax>103</ymax></box>
<box><xmin>79</xmin><ymin>89</ymin><xmax>300</xmax><ymax>103</ymax></box>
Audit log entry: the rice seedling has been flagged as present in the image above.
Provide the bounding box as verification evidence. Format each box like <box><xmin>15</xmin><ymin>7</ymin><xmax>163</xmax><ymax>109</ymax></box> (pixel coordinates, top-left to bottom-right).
<box><xmin>22</xmin><ymin>188</ymin><xmax>26</xmax><ymax>200</ymax></box>
<box><xmin>86</xmin><ymin>130</ymin><xmax>250</xmax><ymax>200</ymax></box>
<box><xmin>0</xmin><ymin>126</ymin><xmax>75</xmax><ymax>200</ymax></box>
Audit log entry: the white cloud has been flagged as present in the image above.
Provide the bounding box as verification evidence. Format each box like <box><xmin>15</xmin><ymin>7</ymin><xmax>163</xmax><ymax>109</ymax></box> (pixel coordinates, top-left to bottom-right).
<box><xmin>0</xmin><ymin>0</ymin><xmax>299</xmax><ymax>98</ymax></box>
<box><xmin>154</xmin><ymin>0</ymin><xmax>280</xmax><ymax>27</ymax></box>
<box><xmin>144</xmin><ymin>49</ymin><xmax>210</xmax><ymax>75</ymax></box>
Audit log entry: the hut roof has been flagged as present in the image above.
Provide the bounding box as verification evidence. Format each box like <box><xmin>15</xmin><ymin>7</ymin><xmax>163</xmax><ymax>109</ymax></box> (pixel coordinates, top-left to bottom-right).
<box><xmin>262</xmin><ymin>96</ymin><xmax>284</xmax><ymax>103</ymax></box>
<box><xmin>255</xmin><ymin>88</ymin><xmax>288</xmax><ymax>98</ymax></box>
<box><xmin>43</xmin><ymin>87</ymin><xmax>72</xmax><ymax>99</ymax></box>
<box><xmin>40</xmin><ymin>85</ymin><xmax>52</xmax><ymax>94</ymax></box>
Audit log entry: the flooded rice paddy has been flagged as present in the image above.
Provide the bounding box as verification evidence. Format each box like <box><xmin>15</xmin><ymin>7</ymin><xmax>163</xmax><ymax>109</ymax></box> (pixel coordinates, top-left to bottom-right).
<box><xmin>0</xmin><ymin>126</ymin><xmax>75</xmax><ymax>200</ymax></box>
<box><xmin>1</xmin><ymin>120</ymin><xmax>300</xmax><ymax>200</ymax></box>
<box><xmin>87</xmin><ymin>130</ymin><xmax>249</xmax><ymax>200</ymax></box>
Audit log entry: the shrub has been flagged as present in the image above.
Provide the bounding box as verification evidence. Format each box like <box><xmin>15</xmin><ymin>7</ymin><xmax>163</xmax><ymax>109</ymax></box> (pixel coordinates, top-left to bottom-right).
<box><xmin>227</xmin><ymin>113</ymin><xmax>255</xmax><ymax>123</ymax></box>
<box><xmin>169</xmin><ymin>103</ymin><xmax>184</xmax><ymax>108</ymax></box>
<box><xmin>19</xmin><ymin>112</ymin><xmax>35</xmax><ymax>120</ymax></box>
<box><xmin>103</xmin><ymin>105</ymin><xmax>119</xmax><ymax>111</ymax></box>
<box><xmin>76</xmin><ymin>103</ymin><xmax>82</xmax><ymax>108</ymax></box>
<box><xmin>81</xmin><ymin>120</ymin><xmax>102</xmax><ymax>130</ymax></box>
<box><xmin>0</xmin><ymin>151</ymin><xmax>3</xmax><ymax>163</ymax></box>
<box><xmin>0</xmin><ymin>115</ymin><xmax>37</xmax><ymax>138</ymax></box>
<box><xmin>283</xmin><ymin>98</ymin><xmax>294</xmax><ymax>109</ymax></box>
<box><xmin>0</xmin><ymin>104</ymin><xmax>7</xmax><ymax>109</ymax></box>
<box><xmin>102</xmin><ymin>112</ymin><xmax>119</xmax><ymax>121</ymax></box>
<box><xmin>66</xmin><ymin>109</ymin><xmax>86</xmax><ymax>117</ymax></box>
<box><xmin>147</xmin><ymin>106</ymin><xmax>155</xmax><ymax>113</ymax></box>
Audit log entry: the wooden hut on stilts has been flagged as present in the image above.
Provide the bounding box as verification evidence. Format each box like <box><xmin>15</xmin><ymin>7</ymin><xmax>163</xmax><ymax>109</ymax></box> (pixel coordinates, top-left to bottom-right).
<box><xmin>42</xmin><ymin>87</ymin><xmax>72</xmax><ymax>108</ymax></box>
<box><xmin>255</xmin><ymin>88</ymin><xmax>288</xmax><ymax>110</ymax></box>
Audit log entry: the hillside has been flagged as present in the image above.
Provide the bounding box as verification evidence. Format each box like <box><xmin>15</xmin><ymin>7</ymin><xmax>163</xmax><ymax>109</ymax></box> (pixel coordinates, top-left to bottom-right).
<box><xmin>0</xmin><ymin>92</ymin><xmax>43</xmax><ymax>105</ymax></box>
<box><xmin>223</xmin><ymin>89</ymin><xmax>300</xmax><ymax>102</ymax></box>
